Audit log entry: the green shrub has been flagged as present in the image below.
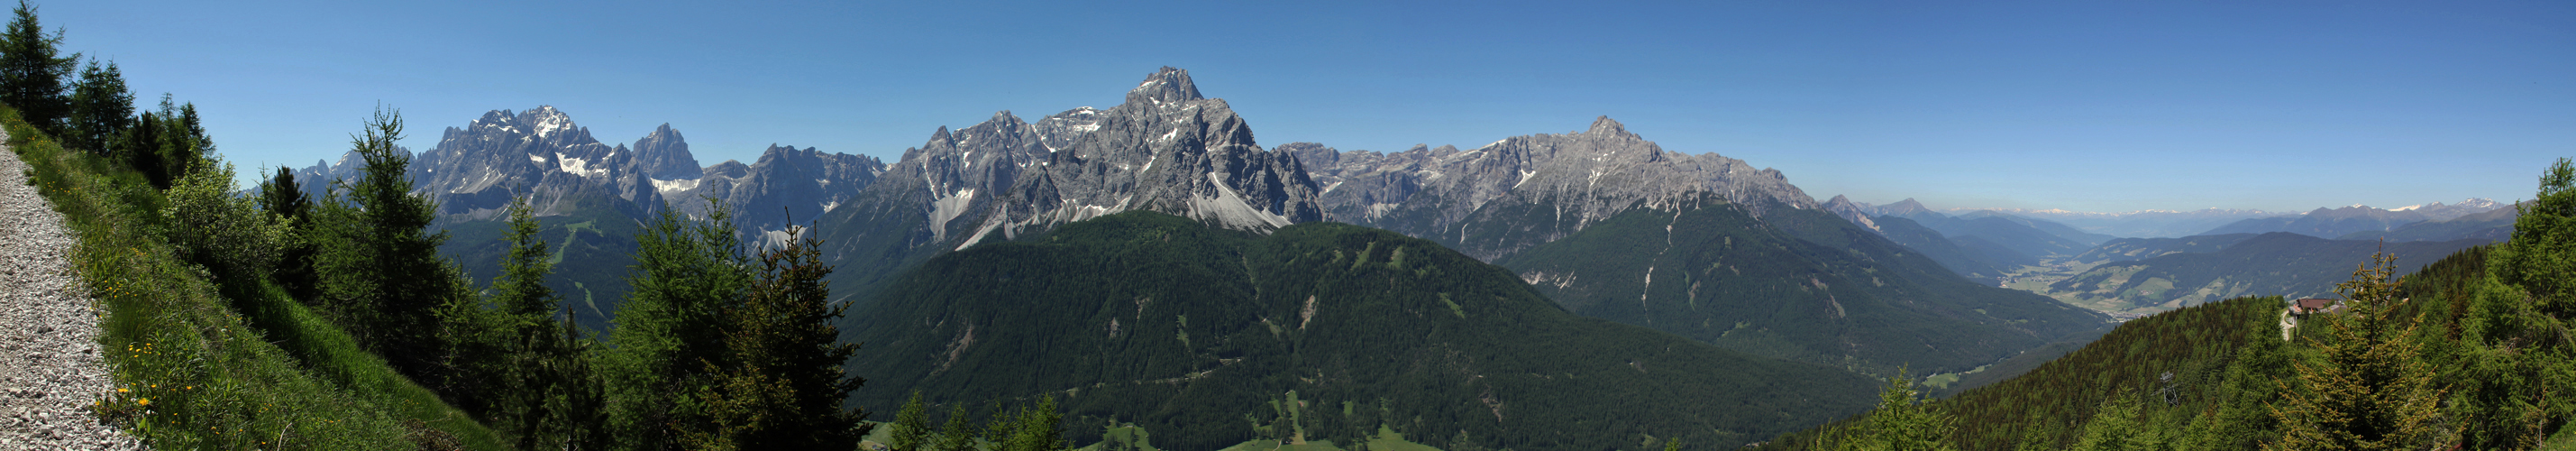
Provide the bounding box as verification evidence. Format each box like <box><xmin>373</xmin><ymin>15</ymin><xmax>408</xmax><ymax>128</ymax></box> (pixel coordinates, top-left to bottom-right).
<box><xmin>160</xmin><ymin>160</ymin><xmax>288</xmax><ymax>281</ymax></box>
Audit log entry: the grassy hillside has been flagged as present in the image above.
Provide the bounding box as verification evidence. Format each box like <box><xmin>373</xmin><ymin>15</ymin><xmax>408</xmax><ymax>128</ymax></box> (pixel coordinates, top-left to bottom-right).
<box><xmin>1495</xmin><ymin>195</ymin><xmax>2110</xmax><ymax>375</ymax></box>
<box><xmin>7</xmin><ymin>106</ymin><xmax>507</xmax><ymax>449</ymax></box>
<box><xmin>2045</xmin><ymin>232</ymin><xmax>2486</xmax><ymax>312</ymax></box>
<box><xmin>842</xmin><ymin>211</ymin><xmax>1879</xmax><ymax>451</ymax></box>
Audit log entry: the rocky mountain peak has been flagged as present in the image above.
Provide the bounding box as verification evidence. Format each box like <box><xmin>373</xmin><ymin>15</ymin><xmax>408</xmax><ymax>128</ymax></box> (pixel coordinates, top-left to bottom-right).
<box><xmin>1880</xmin><ymin>198</ymin><xmax>1934</xmax><ymax>216</ymax></box>
<box><xmin>528</xmin><ymin>106</ymin><xmax>574</xmax><ymax>139</ymax></box>
<box><xmin>1822</xmin><ymin>195</ymin><xmax>1880</xmax><ymax>231</ymax></box>
<box><xmin>1585</xmin><ymin>115</ymin><xmax>1633</xmax><ymax>137</ymax></box>
<box><xmin>1125</xmin><ymin>66</ymin><xmax>1205</xmax><ymax>105</ymax></box>
<box><xmin>631</xmin><ymin>123</ymin><xmax>701</xmax><ymax>181</ymax></box>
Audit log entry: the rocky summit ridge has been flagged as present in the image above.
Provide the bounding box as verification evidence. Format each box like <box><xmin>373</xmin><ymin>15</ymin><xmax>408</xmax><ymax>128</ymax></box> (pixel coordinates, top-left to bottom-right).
<box><xmin>1294</xmin><ymin>115</ymin><xmax>1816</xmax><ymax>260</ymax></box>
<box><xmin>292</xmin><ymin>106</ymin><xmax>888</xmax><ymax>236</ymax></box>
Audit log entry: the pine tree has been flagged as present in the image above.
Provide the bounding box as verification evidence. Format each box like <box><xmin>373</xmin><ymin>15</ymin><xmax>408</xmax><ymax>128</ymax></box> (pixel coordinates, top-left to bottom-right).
<box><xmin>259</xmin><ymin>166</ymin><xmax>321</xmax><ymax>300</ymax></box>
<box><xmin>1841</xmin><ymin>371</ymin><xmax>1957</xmax><ymax>451</ymax></box>
<box><xmin>0</xmin><ymin>0</ymin><xmax>73</xmax><ymax>133</ymax></box>
<box><xmin>65</xmin><ymin>58</ymin><xmax>128</xmax><ymax>154</ymax></box>
<box><xmin>472</xmin><ymin>194</ymin><xmax>579</xmax><ymax>448</ymax></box>
<box><xmin>2267</xmin><ymin>248</ymin><xmax>2452</xmax><ymax>450</ymax></box>
<box><xmin>2497</xmin><ymin>157</ymin><xmax>2576</xmax><ymax>320</ymax></box>
<box><xmin>935</xmin><ymin>404</ymin><xmax>977</xmax><ymax>451</ymax></box>
<box><xmin>120</xmin><ymin>110</ymin><xmax>161</xmax><ymax>184</ymax></box>
<box><xmin>1000</xmin><ymin>396</ymin><xmax>1064</xmax><ymax>451</ymax></box>
<box><xmin>602</xmin><ymin>200</ymin><xmax>754</xmax><ymax>450</ymax></box>
<box><xmin>892</xmin><ymin>391</ymin><xmax>934</xmax><ymax>451</ymax></box>
<box><xmin>311</xmin><ymin>106</ymin><xmax>470</xmax><ymax>380</ymax></box>
<box><xmin>684</xmin><ymin>219</ymin><xmax>871</xmax><ymax>448</ymax></box>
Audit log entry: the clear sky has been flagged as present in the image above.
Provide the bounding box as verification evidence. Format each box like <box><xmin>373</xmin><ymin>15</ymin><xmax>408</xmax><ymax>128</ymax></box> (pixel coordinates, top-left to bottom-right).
<box><xmin>44</xmin><ymin>0</ymin><xmax>2576</xmax><ymax>213</ymax></box>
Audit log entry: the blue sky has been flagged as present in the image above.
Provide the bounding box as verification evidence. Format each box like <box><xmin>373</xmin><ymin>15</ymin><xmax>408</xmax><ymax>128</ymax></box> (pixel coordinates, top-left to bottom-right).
<box><xmin>47</xmin><ymin>1</ymin><xmax>2576</xmax><ymax>213</ymax></box>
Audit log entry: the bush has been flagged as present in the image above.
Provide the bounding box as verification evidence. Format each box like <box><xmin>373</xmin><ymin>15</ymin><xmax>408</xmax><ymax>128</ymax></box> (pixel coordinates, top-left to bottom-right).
<box><xmin>160</xmin><ymin>160</ymin><xmax>288</xmax><ymax>281</ymax></box>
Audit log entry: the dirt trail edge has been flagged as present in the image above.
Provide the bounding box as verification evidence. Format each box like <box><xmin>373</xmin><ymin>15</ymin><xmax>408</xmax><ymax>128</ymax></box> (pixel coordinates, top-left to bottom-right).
<box><xmin>0</xmin><ymin>131</ymin><xmax>143</xmax><ymax>449</ymax></box>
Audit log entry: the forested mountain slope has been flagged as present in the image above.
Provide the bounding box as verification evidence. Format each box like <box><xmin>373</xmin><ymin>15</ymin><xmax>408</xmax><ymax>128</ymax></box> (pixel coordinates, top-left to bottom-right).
<box><xmin>1494</xmin><ymin>195</ymin><xmax>2110</xmax><ymax>374</ymax></box>
<box><xmin>841</xmin><ymin>211</ymin><xmax>1878</xmax><ymax>451</ymax></box>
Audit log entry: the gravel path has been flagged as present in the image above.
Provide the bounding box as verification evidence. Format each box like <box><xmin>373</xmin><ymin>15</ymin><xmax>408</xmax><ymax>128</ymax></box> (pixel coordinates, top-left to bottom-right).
<box><xmin>0</xmin><ymin>133</ymin><xmax>143</xmax><ymax>449</ymax></box>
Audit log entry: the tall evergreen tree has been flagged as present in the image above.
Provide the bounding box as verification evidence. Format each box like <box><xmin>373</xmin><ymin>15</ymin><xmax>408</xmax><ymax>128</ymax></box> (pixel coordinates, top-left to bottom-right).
<box><xmin>935</xmin><ymin>404</ymin><xmax>977</xmax><ymax>451</ymax></box>
<box><xmin>312</xmin><ymin>106</ymin><xmax>470</xmax><ymax>380</ymax></box>
<box><xmin>2268</xmin><ymin>248</ymin><xmax>2453</xmax><ymax>450</ymax></box>
<box><xmin>2497</xmin><ymin>157</ymin><xmax>2576</xmax><ymax>320</ymax></box>
<box><xmin>1840</xmin><ymin>372</ymin><xmax>1958</xmax><ymax>451</ymax></box>
<box><xmin>891</xmin><ymin>391</ymin><xmax>934</xmax><ymax>451</ymax></box>
<box><xmin>466</xmin><ymin>194</ymin><xmax>590</xmax><ymax>449</ymax></box>
<box><xmin>0</xmin><ymin>0</ymin><xmax>72</xmax><ymax>133</ymax></box>
<box><xmin>602</xmin><ymin>200</ymin><xmax>754</xmax><ymax>450</ymax></box>
<box><xmin>120</xmin><ymin>110</ymin><xmax>162</xmax><ymax>184</ymax></box>
<box><xmin>65</xmin><ymin>58</ymin><xmax>128</xmax><ymax>153</ymax></box>
<box><xmin>682</xmin><ymin>220</ymin><xmax>870</xmax><ymax>449</ymax></box>
<box><xmin>260</xmin><ymin>166</ymin><xmax>322</xmax><ymax>299</ymax></box>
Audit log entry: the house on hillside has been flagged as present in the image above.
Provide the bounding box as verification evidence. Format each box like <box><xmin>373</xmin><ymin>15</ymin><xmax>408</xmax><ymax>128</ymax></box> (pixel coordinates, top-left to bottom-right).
<box><xmin>2289</xmin><ymin>298</ymin><xmax>2343</xmax><ymax>317</ymax></box>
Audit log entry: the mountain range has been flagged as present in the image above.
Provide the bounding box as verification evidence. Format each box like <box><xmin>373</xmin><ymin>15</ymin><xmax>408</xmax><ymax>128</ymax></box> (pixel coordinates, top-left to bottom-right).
<box><xmin>271</xmin><ymin>67</ymin><xmax>2213</xmax><ymax>447</ymax></box>
<box><xmin>2197</xmin><ymin>199</ymin><xmax>2505</xmax><ymax>238</ymax></box>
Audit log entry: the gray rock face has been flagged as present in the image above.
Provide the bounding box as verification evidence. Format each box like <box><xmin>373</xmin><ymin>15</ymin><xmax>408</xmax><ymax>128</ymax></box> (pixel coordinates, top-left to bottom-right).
<box><xmin>1306</xmin><ymin>116</ymin><xmax>1816</xmax><ymax>260</ymax></box>
<box><xmin>827</xmin><ymin>67</ymin><xmax>1323</xmax><ymax>249</ymax></box>
<box><xmin>400</xmin><ymin>106</ymin><xmax>655</xmax><ymax>220</ymax></box>
<box><xmin>812</xmin><ymin>68</ymin><xmax>1328</xmax><ymax>299</ymax></box>
<box><xmin>294</xmin><ymin>106</ymin><xmax>885</xmax><ymax>236</ymax></box>
<box><xmin>631</xmin><ymin>124</ymin><xmax>701</xmax><ymax>181</ymax></box>
<box><xmin>672</xmin><ymin>143</ymin><xmax>887</xmax><ymax>242</ymax></box>
<box><xmin>1822</xmin><ymin>195</ymin><xmax>1879</xmax><ymax>232</ymax></box>
<box><xmin>965</xmin><ymin>67</ymin><xmax>1324</xmax><ymax>243</ymax></box>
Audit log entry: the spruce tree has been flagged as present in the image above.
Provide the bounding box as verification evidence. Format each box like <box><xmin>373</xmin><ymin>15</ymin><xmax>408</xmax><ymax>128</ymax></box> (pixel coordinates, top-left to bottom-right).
<box><xmin>684</xmin><ymin>219</ymin><xmax>870</xmax><ymax>449</ymax></box>
<box><xmin>892</xmin><ymin>391</ymin><xmax>934</xmax><ymax>451</ymax></box>
<box><xmin>312</xmin><ymin>106</ymin><xmax>469</xmax><ymax>380</ymax></box>
<box><xmin>259</xmin><ymin>166</ymin><xmax>321</xmax><ymax>300</ymax></box>
<box><xmin>0</xmin><ymin>0</ymin><xmax>72</xmax><ymax>133</ymax></box>
<box><xmin>2497</xmin><ymin>157</ymin><xmax>2576</xmax><ymax>320</ymax></box>
<box><xmin>470</xmin><ymin>194</ymin><xmax>580</xmax><ymax>448</ymax></box>
<box><xmin>935</xmin><ymin>404</ymin><xmax>977</xmax><ymax>451</ymax></box>
<box><xmin>120</xmin><ymin>110</ymin><xmax>162</xmax><ymax>184</ymax></box>
<box><xmin>1841</xmin><ymin>372</ymin><xmax>1957</xmax><ymax>451</ymax></box>
<box><xmin>602</xmin><ymin>200</ymin><xmax>754</xmax><ymax>450</ymax></box>
<box><xmin>66</xmin><ymin>58</ymin><xmax>128</xmax><ymax>153</ymax></box>
<box><xmin>2268</xmin><ymin>248</ymin><xmax>2452</xmax><ymax>450</ymax></box>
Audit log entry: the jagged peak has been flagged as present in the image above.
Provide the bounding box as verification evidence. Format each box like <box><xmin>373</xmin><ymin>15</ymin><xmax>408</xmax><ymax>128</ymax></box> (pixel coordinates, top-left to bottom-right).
<box><xmin>1126</xmin><ymin>67</ymin><xmax>1205</xmax><ymax>105</ymax></box>
<box><xmin>1585</xmin><ymin>115</ymin><xmax>1631</xmax><ymax>136</ymax></box>
<box><xmin>524</xmin><ymin>106</ymin><xmax>576</xmax><ymax>138</ymax></box>
<box><xmin>929</xmin><ymin>125</ymin><xmax>955</xmax><ymax>146</ymax></box>
<box><xmin>989</xmin><ymin>110</ymin><xmax>1022</xmax><ymax>124</ymax></box>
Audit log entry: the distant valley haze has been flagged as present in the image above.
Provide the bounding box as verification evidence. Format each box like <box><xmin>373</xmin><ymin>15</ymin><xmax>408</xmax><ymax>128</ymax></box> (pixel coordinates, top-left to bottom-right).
<box><xmin>50</xmin><ymin>0</ymin><xmax>2575</xmax><ymax>216</ymax></box>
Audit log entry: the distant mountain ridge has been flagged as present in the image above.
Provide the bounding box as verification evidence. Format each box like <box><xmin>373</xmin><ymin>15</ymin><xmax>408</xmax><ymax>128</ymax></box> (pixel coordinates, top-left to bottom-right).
<box><xmin>2044</xmin><ymin>233</ymin><xmax>2486</xmax><ymax>312</ymax></box>
<box><xmin>2198</xmin><ymin>198</ymin><xmax>2505</xmax><ymax>238</ymax></box>
<box><xmin>1294</xmin><ymin>116</ymin><xmax>1817</xmax><ymax>261</ymax></box>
